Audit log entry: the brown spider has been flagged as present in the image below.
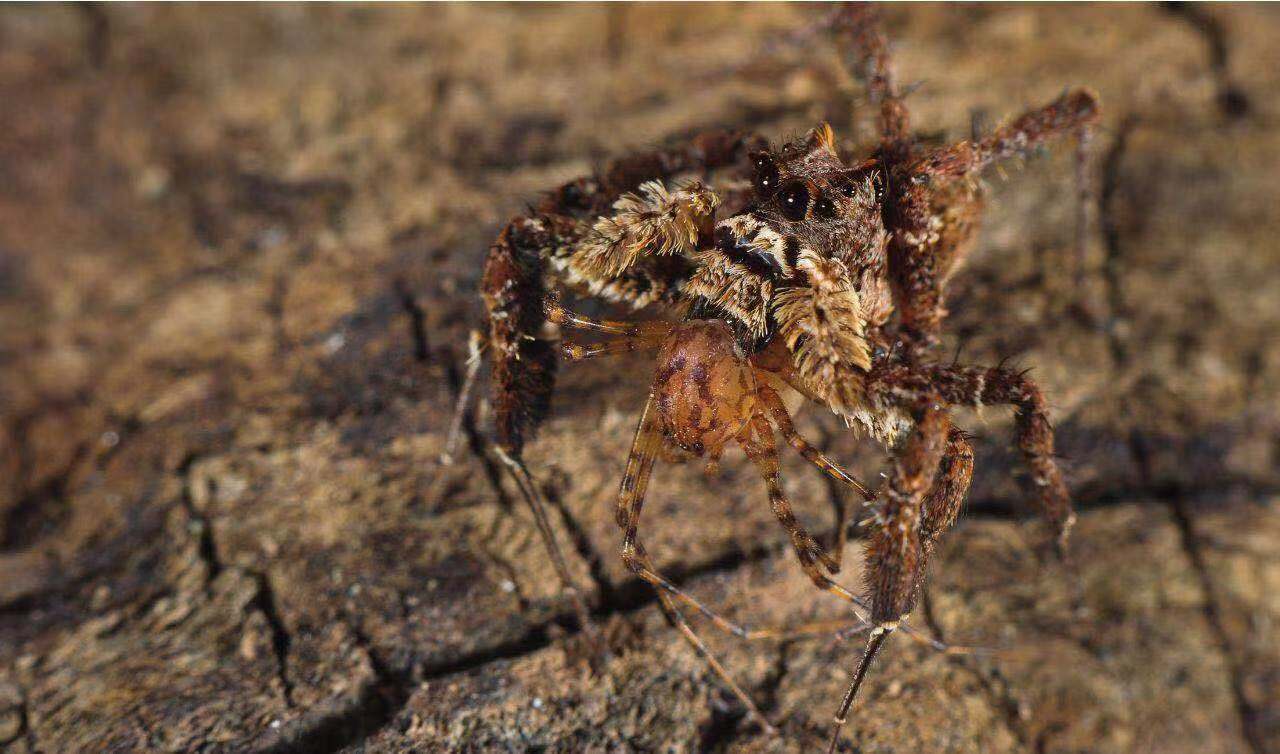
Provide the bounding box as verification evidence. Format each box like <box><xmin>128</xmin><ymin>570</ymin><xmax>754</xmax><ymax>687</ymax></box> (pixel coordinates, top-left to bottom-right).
<box><xmin>447</xmin><ymin>5</ymin><xmax>1099</xmax><ymax>750</ymax></box>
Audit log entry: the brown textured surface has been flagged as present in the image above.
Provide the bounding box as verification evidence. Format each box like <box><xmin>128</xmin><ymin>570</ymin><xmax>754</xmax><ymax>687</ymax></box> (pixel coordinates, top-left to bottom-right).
<box><xmin>1</xmin><ymin>4</ymin><xmax>1278</xmax><ymax>753</ymax></box>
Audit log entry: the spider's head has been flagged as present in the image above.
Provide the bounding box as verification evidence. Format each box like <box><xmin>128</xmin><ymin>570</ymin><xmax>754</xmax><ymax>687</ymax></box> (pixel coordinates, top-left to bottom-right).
<box><xmin>737</xmin><ymin>123</ymin><xmax>888</xmax><ymax>270</ymax></box>
<box><xmin>687</xmin><ymin>124</ymin><xmax>891</xmax><ymax>414</ymax></box>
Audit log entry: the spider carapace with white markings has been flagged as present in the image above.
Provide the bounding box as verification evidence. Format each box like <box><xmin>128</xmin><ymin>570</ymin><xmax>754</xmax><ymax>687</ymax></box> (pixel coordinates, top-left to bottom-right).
<box><xmin>447</xmin><ymin>5</ymin><xmax>1099</xmax><ymax>750</ymax></box>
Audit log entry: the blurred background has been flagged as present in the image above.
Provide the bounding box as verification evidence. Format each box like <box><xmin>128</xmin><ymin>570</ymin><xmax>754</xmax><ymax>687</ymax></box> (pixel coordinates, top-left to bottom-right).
<box><xmin>1</xmin><ymin>4</ymin><xmax>1277</xmax><ymax>753</ymax></box>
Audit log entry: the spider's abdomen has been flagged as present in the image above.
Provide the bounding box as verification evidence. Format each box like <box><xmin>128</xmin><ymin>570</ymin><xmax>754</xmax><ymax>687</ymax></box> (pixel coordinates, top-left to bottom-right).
<box><xmin>653</xmin><ymin>320</ymin><xmax>755</xmax><ymax>458</ymax></box>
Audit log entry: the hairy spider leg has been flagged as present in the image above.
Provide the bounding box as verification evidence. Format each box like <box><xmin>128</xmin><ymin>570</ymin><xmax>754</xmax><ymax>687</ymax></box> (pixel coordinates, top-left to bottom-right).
<box><xmin>827</xmin><ymin>385</ymin><xmax>950</xmax><ymax>752</ymax></box>
<box><xmin>923</xmin><ymin>362</ymin><xmax>1076</xmax><ymax>550</ymax></box>
<box><xmin>892</xmin><ymin>89</ymin><xmax>1101</xmax><ymax>349</ymax></box>
<box><xmin>830</xmin><ymin>3</ymin><xmax>911</xmax><ymax>162</ymax></box>
<box><xmin>919</xmin><ymin>425</ymin><xmax>975</xmax><ymax>563</ymax></box>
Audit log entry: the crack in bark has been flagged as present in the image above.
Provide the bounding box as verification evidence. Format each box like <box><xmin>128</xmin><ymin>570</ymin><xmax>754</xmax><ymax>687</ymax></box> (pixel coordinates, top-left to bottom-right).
<box><xmin>249</xmin><ymin>528</ymin><xmax>768</xmax><ymax>754</ymax></box>
<box><xmin>1131</xmin><ymin>435</ymin><xmax>1267</xmax><ymax>754</ymax></box>
<box><xmin>919</xmin><ymin>587</ymin><xmax>1033</xmax><ymax>753</ymax></box>
<box><xmin>393</xmin><ymin>280</ymin><xmax>431</xmax><ymax>365</ymax></box>
<box><xmin>179</xmin><ymin>455</ymin><xmax>295</xmax><ymax>711</ymax></box>
<box><xmin>1161</xmin><ymin>3</ymin><xmax>1250</xmax><ymax>120</ymax></box>
<box><xmin>1099</xmin><ymin>120</ymin><xmax>1265</xmax><ymax>754</ymax></box>
<box><xmin>1098</xmin><ymin>117</ymin><xmax>1138</xmax><ymax>371</ymax></box>
<box><xmin>422</xmin><ymin>538</ymin><xmax>786</xmax><ymax>684</ymax></box>
<box><xmin>253</xmin><ymin>620</ymin><xmax>415</xmax><ymax>754</ymax></box>
<box><xmin>248</xmin><ymin>570</ymin><xmax>296</xmax><ymax>710</ymax></box>
<box><xmin>178</xmin><ymin>454</ymin><xmax>223</xmax><ymax>588</ymax></box>
<box><xmin>75</xmin><ymin>2</ymin><xmax>111</xmax><ymax>70</ymax></box>
<box><xmin>3</xmin><ymin>411</ymin><xmax>139</xmax><ymax>555</ymax></box>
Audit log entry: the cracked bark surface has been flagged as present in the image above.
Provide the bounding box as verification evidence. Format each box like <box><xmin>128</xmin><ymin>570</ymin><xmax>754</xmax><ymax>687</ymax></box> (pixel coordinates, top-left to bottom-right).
<box><xmin>2</xmin><ymin>5</ymin><xmax>1278</xmax><ymax>753</ymax></box>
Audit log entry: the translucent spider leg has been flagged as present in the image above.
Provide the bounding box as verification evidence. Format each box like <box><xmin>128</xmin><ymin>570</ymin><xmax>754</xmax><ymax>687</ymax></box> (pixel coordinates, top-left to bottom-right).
<box><xmin>615</xmin><ymin>395</ymin><xmax>777</xmax><ymax>734</ymax></box>
<box><xmin>543</xmin><ymin>297</ymin><xmax>675</xmax><ymax>361</ymax></box>
<box><xmin>612</xmin><ymin>401</ymin><xmax>805</xmax><ymax>639</ymax></box>
<box><xmin>492</xmin><ymin>445</ymin><xmax>604</xmax><ymax>658</ymax></box>
<box><xmin>440</xmin><ymin>328</ymin><xmax>485</xmax><ymax>465</ymax></box>
<box><xmin>650</xmin><ymin>587</ymin><xmax>779</xmax><ymax>737</ymax></box>
<box><xmin>554</xmin><ymin>316</ymin><xmax>878</xmax><ymax>645</ymax></box>
<box><xmin>755</xmin><ymin>383</ymin><xmax>874</xmax><ymax>572</ymax></box>
<box><xmin>543</xmin><ymin>297</ymin><xmax>676</xmax><ymax>337</ymax></box>
<box><xmin>742</xmin><ymin>414</ymin><xmax>839</xmax><ymax>576</ymax></box>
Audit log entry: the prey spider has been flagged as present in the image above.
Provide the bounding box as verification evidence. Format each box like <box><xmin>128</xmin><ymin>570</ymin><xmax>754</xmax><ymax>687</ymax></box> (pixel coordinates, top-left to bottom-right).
<box><xmin>446</xmin><ymin>5</ymin><xmax>1098</xmax><ymax>749</ymax></box>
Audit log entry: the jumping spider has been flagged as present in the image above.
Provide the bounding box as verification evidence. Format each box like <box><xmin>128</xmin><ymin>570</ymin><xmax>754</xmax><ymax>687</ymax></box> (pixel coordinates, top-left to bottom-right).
<box><xmin>448</xmin><ymin>6</ymin><xmax>1098</xmax><ymax>749</ymax></box>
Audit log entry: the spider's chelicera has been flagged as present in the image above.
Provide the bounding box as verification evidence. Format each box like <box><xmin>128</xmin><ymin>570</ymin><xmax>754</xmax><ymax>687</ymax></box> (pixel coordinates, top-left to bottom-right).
<box><xmin>449</xmin><ymin>6</ymin><xmax>1099</xmax><ymax>750</ymax></box>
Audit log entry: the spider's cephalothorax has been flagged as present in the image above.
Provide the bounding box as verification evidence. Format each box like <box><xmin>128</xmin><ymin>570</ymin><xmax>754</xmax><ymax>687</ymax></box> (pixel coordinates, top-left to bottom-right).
<box><xmin>454</xmin><ymin>5</ymin><xmax>1099</xmax><ymax>751</ymax></box>
<box><xmin>683</xmin><ymin>123</ymin><xmax>899</xmax><ymax>439</ymax></box>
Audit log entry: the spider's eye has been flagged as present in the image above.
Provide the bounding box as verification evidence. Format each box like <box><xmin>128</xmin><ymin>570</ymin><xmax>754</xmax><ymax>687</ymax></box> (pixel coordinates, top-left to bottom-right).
<box><xmin>869</xmin><ymin>168</ymin><xmax>886</xmax><ymax>204</ymax></box>
<box><xmin>776</xmin><ymin>181</ymin><xmax>810</xmax><ymax>221</ymax></box>
<box><xmin>812</xmin><ymin>191</ymin><xmax>837</xmax><ymax>219</ymax></box>
<box><xmin>837</xmin><ymin>172</ymin><xmax>859</xmax><ymax>197</ymax></box>
<box><xmin>751</xmin><ymin>153</ymin><xmax>780</xmax><ymax>196</ymax></box>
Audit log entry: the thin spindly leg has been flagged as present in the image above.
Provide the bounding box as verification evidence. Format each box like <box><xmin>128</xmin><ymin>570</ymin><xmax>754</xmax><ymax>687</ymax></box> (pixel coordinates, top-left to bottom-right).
<box><xmin>608</xmin><ymin>398</ymin><xmax>878</xmax><ymax>644</ymax></box>
<box><xmin>607</xmin><ymin>398</ymin><xmax>963</xmax><ymax>658</ymax></box>
<box><xmin>543</xmin><ymin>297</ymin><xmax>677</xmax><ymax>338</ymax></box>
<box><xmin>492</xmin><ymin>446</ymin><xmax>603</xmax><ymax>659</ymax></box>
<box><xmin>649</xmin><ymin>588</ymin><xmax>780</xmax><ymax>735</ymax></box>
<box><xmin>828</xmin><ymin>399</ymin><xmax>949</xmax><ymax>754</ymax></box>
<box><xmin>440</xmin><ymin>329</ymin><xmax>485</xmax><ymax>465</ymax></box>
<box><xmin>561</xmin><ymin>335</ymin><xmax>666</xmax><ymax>361</ymax></box>
<box><xmin>615</xmin><ymin>395</ymin><xmax>777</xmax><ymax>734</ymax></box>
<box><xmin>830</xmin><ymin>3</ymin><xmax>912</xmax><ymax>162</ymax></box>
<box><xmin>908</xmin><ymin>89</ymin><xmax>1101</xmax><ymax>186</ymax></box>
<box><xmin>756</xmin><ymin>383</ymin><xmax>873</xmax><ymax>572</ymax></box>
<box><xmin>890</xmin><ymin>89</ymin><xmax>1101</xmax><ymax>351</ymax></box>
<box><xmin>553</xmin><ymin>304</ymin><xmax>673</xmax><ymax>361</ymax></box>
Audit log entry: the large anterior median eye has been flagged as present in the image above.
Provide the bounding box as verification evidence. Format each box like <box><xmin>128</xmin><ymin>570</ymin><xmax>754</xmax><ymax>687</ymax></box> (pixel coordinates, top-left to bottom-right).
<box><xmin>751</xmin><ymin>153</ymin><xmax>780</xmax><ymax>196</ymax></box>
<box><xmin>776</xmin><ymin>181</ymin><xmax>810</xmax><ymax>221</ymax></box>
